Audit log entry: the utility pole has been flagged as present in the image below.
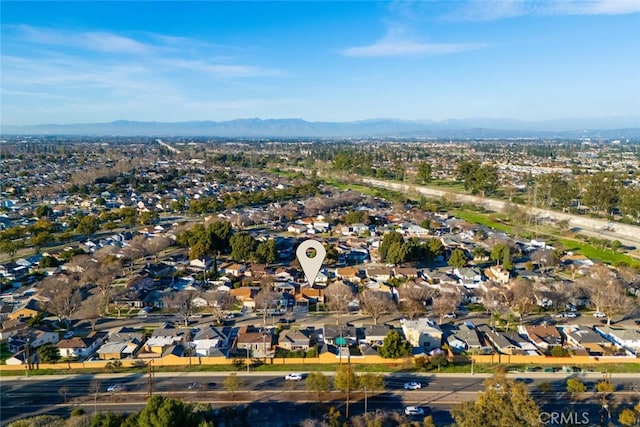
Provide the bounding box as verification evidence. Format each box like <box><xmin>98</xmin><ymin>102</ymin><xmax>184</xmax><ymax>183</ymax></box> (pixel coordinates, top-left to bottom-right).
<box><xmin>364</xmin><ymin>385</ymin><xmax>367</xmax><ymax>414</ymax></box>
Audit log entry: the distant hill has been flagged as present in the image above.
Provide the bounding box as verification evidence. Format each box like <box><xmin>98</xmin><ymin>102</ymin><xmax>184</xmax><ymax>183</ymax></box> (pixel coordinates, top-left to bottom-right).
<box><xmin>2</xmin><ymin>117</ymin><xmax>639</xmax><ymax>138</ymax></box>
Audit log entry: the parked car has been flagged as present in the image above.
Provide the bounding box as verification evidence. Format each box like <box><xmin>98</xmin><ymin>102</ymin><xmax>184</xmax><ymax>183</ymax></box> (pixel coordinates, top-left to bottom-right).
<box><xmin>593</xmin><ymin>312</ymin><xmax>606</xmax><ymax>318</ymax></box>
<box><xmin>404</xmin><ymin>382</ymin><xmax>422</xmax><ymax>390</ymax></box>
<box><xmin>404</xmin><ymin>406</ymin><xmax>425</xmax><ymax>416</ymax></box>
<box><xmin>107</xmin><ymin>384</ymin><xmax>125</xmax><ymax>392</ymax></box>
<box><xmin>285</xmin><ymin>373</ymin><xmax>303</xmax><ymax>381</ymax></box>
<box><xmin>443</xmin><ymin>312</ymin><xmax>457</xmax><ymax>319</ymax></box>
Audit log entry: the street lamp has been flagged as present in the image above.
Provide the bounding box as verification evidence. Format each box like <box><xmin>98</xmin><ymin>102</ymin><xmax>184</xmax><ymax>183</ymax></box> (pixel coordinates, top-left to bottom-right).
<box><xmin>364</xmin><ymin>386</ymin><xmax>368</xmax><ymax>414</ymax></box>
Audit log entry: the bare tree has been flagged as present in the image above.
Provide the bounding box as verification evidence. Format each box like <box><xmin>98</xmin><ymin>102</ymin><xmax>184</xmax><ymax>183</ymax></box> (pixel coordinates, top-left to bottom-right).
<box><xmin>88</xmin><ymin>379</ymin><xmax>100</xmax><ymax>413</ymax></box>
<box><xmin>205</xmin><ymin>291</ymin><xmax>238</xmax><ymax>325</ymax></box>
<box><xmin>39</xmin><ymin>274</ymin><xmax>81</xmax><ymax>326</ymax></box>
<box><xmin>483</xmin><ymin>285</ymin><xmax>509</xmax><ymax>329</ymax></box>
<box><xmin>58</xmin><ymin>385</ymin><xmax>70</xmax><ymax>403</ymax></box>
<box><xmin>359</xmin><ymin>290</ymin><xmax>395</xmax><ymax>325</ymax></box>
<box><xmin>510</xmin><ymin>278</ymin><xmax>537</xmax><ymax>323</ymax></box>
<box><xmin>122</xmin><ymin>234</ymin><xmax>147</xmax><ymax>270</ymax></box>
<box><xmin>325</xmin><ymin>281</ymin><xmax>355</xmax><ymax>325</ymax></box>
<box><xmin>76</xmin><ymin>293</ymin><xmax>104</xmax><ymax>331</ymax></box>
<box><xmin>580</xmin><ymin>265</ymin><xmax>631</xmax><ymax>325</ymax></box>
<box><xmin>144</xmin><ymin>235</ymin><xmax>173</xmax><ymax>263</ymax></box>
<box><xmin>254</xmin><ymin>286</ymin><xmax>281</xmax><ymax>327</ymax></box>
<box><xmin>397</xmin><ymin>282</ymin><xmax>432</xmax><ymax>320</ymax></box>
<box><xmin>163</xmin><ymin>290</ymin><xmax>198</xmax><ymax>326</ymax></box>
<box><xmin>530</xmin><ymin>249</ymin><xmax>560</xmax><ymax>273</ymax></box>
<box><xmin>432</xmin><ymin>292</ymin><xmax>461</xmax><ymax>324</ymax></box>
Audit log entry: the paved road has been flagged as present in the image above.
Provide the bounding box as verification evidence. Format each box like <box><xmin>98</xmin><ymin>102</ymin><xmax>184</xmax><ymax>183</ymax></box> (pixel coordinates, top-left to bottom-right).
<box><xmin>3</xmin><ymin>372</ymin><xmax>638</xmax><ymax>426</ymax></box>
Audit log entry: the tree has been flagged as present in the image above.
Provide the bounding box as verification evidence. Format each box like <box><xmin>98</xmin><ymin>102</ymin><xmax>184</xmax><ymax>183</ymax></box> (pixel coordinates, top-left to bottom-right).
<box><xmin>223</xmin><ymin>373</ymin><xmax>242</xmax><ymax>398</ymax></box>
<box><xmin>254</xmin><ymin>239</ymin><xmax>278</xmax><ymax>264</ymax></box>
<box><xmin>37</xmin><ymin>343</ymin><xmax>60</xmax><ymax>363</ymax></box>
<box><xmin>580</xmin><ymin>265</ymin><xmax>631</xmax><ymax>325</ymax></box>
<box><xmin>163</xmin><ymin>290</ymin><xmax>198</xmax><ymax>326</ymax></box>
<box><xmin>378</xmin><ymin>329</ymin><xmax>412</xmax><ymax>359</ymax></box>
<box><xmin>596</xmin><ymin>380</ymin><xmax>615</xmax><ymax>394</ymax></box>
<box><xmin>378</xmin><ymin>231</ymin><xmax>404</xmax><ymax>263</ymax></box>
<box><xmin>131</xmin><ymin>395</ymin><xmax>198</xmax><ymax>427</ymax></box>
<box><xmin>325</xmin><ymin>281</ymin><xmax>355</xmax><ymax>324</ymax></box>
<box><xmin>416</xmin><ymin>162</ymin><xmax>432</xmax><ymax>185</ymax></box>
<box><xmin>619</xmin><ymin>408</ymin><xmax>638</xmax><ymax>426</ymax></box>
<box><xmin>38</xmin><ymin>274</ymin><xmax>81</xmax><ymax>325</ymax></box>
<box><xmin>76</xmin><ymin>214</ymin><xmax>100</xmax><ymax>236</ymax></box>
<box><xmin>229</xmin><ymin>232</ymin><xmax>257</xmax><ymax>262</ymax></box>
<box><xmin>448</xmin><ymin>249</ymin><xmax>468</xmax><ymax>269</ymax></box>
<box><xmin>358</xmin><ymin>373</ymin><xmax>384</xmax><ymax>392</ymax></box>
<box><xmin>510</xmin><ymin>278</ymin><xmax>537</xmax><ymax>322</ymax></box>
<box><xmin>359</xmin><ymin>290</ymin><xmax>395</xmax><ymax>325</ymax></box>
<box><xmin>144</xmin><ymin>236</ymin><xmax>172</xmax><ymax>263</ymax></box>
<box><xmin>254</xmin><ymin>286</ymin><xmax>281</xmax><ymax>327</ymax></box>
<box><xmin>490</xmin><ymin>243</ymin><xmax>512</xmax><ymax>270</ymax></box>
<box><xmin>530</xmin><ymin>248</ymin><xmax>559</xmax><ymax>273</ymax></box>
<box><xmin>581</xmin><ymin>172</ymin><xmax>621</xmax><ymax>215</ymax></box>
<box><xmin>305</xmin><ymin>372</ymin><xmax>332</xmax><ymax>401</ymax></box>
<box><xmin>433</xmin><ymin>292</ymin><xmax>461</xmax><ymax>324</ymax></box>
<box><xmin>452</xmin><ymin>371</ymin><xmax>540</xmax><ymax>426</ymax></box>
<box><xmin>205</xmin><ymin>291</ymin><xmax>237</xmax><ymax>325</ymax></box>
<box><xmin>334</xmin><ymin>364</ymin><xmax>359</xmax><ymax>392</ymax></box>
<box><xmin>566</xmin><ymin>378</ymin><xmax>586</xmax><ymax>399</ymax></box>
<box><xmin>77</xmin><ymin>293</ymin><xmax>104</xmax><ymax>331</ymax></box>
<box><xmin>397</xmin><ymin>283</ymin><xmax>431</xmax><ymax>320</ymax></box>
<box><xmin>430</xmin><ymin>353</ymin><xmax>448</xmax><ymax>372</ymax></box>
<box><xmin>456</xmin><ymin>160</ymin><xmax>499</xmax><ymax>197</ymax></box>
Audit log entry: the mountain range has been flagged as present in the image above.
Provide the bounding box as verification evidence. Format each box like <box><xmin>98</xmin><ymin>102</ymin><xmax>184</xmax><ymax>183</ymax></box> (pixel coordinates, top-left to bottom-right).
<box><xmin>2</xmin><ymin>117</ymin><xmax>639</xmax><ymax>138</ymax></box>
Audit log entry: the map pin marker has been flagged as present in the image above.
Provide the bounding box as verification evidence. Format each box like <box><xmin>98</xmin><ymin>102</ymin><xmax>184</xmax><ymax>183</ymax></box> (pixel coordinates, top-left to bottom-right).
<box><xmin>296</xmin><ymin>239</ymin><xmax>326</xmax><ymax>287</ymax></box>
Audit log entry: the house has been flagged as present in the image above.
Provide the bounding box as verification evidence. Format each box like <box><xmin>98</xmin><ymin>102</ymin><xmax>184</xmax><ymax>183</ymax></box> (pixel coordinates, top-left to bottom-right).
<box><xmin>446</xmin><ymin>323</ymin><xmax>487</xmax><ymax>354</ymax></box>
<box><xmin>0</xmin><ymin>317</ymin><xmax>28</xmax><ymax>340</ymax></box>
<box><xmin>365</xmin><ymin>267</ymin><xmax>393</xmax><ymax>283</ymax></box>
<box><xmin>235</xmin><ymin>325</ymin><xmax>270</xmax><ymax>357</ymax></box>
<box><xmin>56</xmin><ymin>331</ymin><xmax>107</xmax><ymax>359</ymax></box>
<box><xmin>219</xmin><ymin>263</ymin><xmax>246</xmax><ymax>277</ymax></box>
<box><xmin>518</xmin><ymin>325</ymin><xmax>562</xmax><ymax>350</ymax></box>
<box><xmin>7</xmin><ymin>299</ymin><xmax>43</xmax><ymax>320</ymax></box>
<box><xmin>360</xmin><ymin>324</ymin><xmax>389</xmax><ymax>346</ymax></box>
<box><xmin>335</xmin><ymin>267</ymin><xmax>362</xmax><ymax>282</ymax></box>
<box><xmin>394</xmin><ymin>267</ymin><xmax>419</xmax><ymax>280</ymax></box>
<box><xmin>229</xmin><ymin>287</ymin><xmax>258</xmax><ymax>311</ymax></box>
<box><xmin>7</xmin><ymin>327</ymin><xmax>59</xmax><ymax>353</ymax></box>
<box><xmin>594</xmin><ymin>326</ymin><xmax>640</xmax><ymax>354</ymax></box>
<box><xmin>278</xmin><ymin>327</ymin><xmax>315</xmax><ymax>352</ymax></box>
<box><xmin>188</xmin><ymin>258</ymin><xmax>213</xmax><ymax>272</ymax></box>
<box><xmin>323</xmin><ymin>324</ymin><xmax>357</xmax><ymax>346</ymax></box>
<box><xmin>453</xmin><ymin>267</ymin><xmax>483</xmax><ymax>289</ymax></box>
<box><xmin>96</xmin><ymin>329</ymin><xmax>144</xmax><ymax>360</ymax></box>
<box><xmin>484</xmin><ymin>265</ymin><xmax>510</xmax><ymax>285</ymax></box>
<box><xmin>563</xmin><ymin>326</ymin><xmax>609</xmax><ymax>356</ymax></box>
<box><xmin>287</xmin><ymin>224</ymin><xmax>307</xmax><ymax>234</ymax></box>
<box><xmin>142</xmin><ymin>328</ymin><xmax>189</xmax><ymax>355</ymax></box>
<box><xmin>400</xmin><ymin>318</ymin><xmax>443</xmax><ymax>350</ymax></box>
<box><xmin>299</xmin><ymin>288</ymin><xmax>325</xmax><ymax>304</ymax></box>
<box><xmin>478</xmin><ymin>326</ymin><xmax>520</xmax><ymax>355</ymax></box>
<box><xmin>192</xmin><ymin>326</ymin><xmax>230</xmax><ymax>357</ymax></box>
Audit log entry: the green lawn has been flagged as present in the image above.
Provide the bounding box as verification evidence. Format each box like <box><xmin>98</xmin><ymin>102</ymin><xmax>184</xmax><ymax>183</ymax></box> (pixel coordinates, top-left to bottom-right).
<box><xmin>0</xmin><ymin>341</ymin><xmax>10</xmax><ymax>365</ymax></box>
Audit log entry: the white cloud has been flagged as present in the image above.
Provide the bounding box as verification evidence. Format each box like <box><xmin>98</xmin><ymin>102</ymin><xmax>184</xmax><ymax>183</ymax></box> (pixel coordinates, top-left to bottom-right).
<box><xmin>14</xmin><ymin>25</ymin><xmax>152</xmax><ymax>54</ymax></box>
<box><xmin>342</xmin><ymin>40</ymin><xmax>485</xmax><ymax>57</ymax></box>
<box><xmin>447</xmin><ymin>0</ymin><xmax>640</xmax><ymax>21</ymax></box>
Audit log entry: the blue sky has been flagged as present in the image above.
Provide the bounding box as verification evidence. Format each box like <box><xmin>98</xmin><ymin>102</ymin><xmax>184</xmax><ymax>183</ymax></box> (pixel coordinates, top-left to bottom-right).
<box><xmin>1</xmin><ymin>0</ymin><xmax>639</xmax><ymax>126</ymax></box>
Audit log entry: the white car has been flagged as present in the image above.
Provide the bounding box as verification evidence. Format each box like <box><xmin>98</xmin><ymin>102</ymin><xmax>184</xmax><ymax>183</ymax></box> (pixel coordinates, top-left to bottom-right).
<box><xmin>564</xmin><ymin>311</ymin><xmax>577</xmax><ymax>318</ymax></box>
<box><xmin>593</xmin><ymin>312</ymin><xmax>606</xmax><ymax>318</ymax></box>
<box><xmin>404</xmin><ymin>382</ymin><xmax>422</xmax><ymax>390</ymax></box>
<box><xmin>285</xmin><ymin>373</ymin><xmax>303</xmax><ymax>381</ymax></box>
<box><xmin>107</xmin><ymin>384</ymin><xmax>125</xmax><ymax>392</ymax></box>
<box><xmin>443</xmin><ymin>312</ymin><xmax>457</xmax><ymax>319</ymax></box>
<box><xmin>404</xmin><ymin>406</ymin><xmax>425</xmax><ymax>416</ymax></box>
